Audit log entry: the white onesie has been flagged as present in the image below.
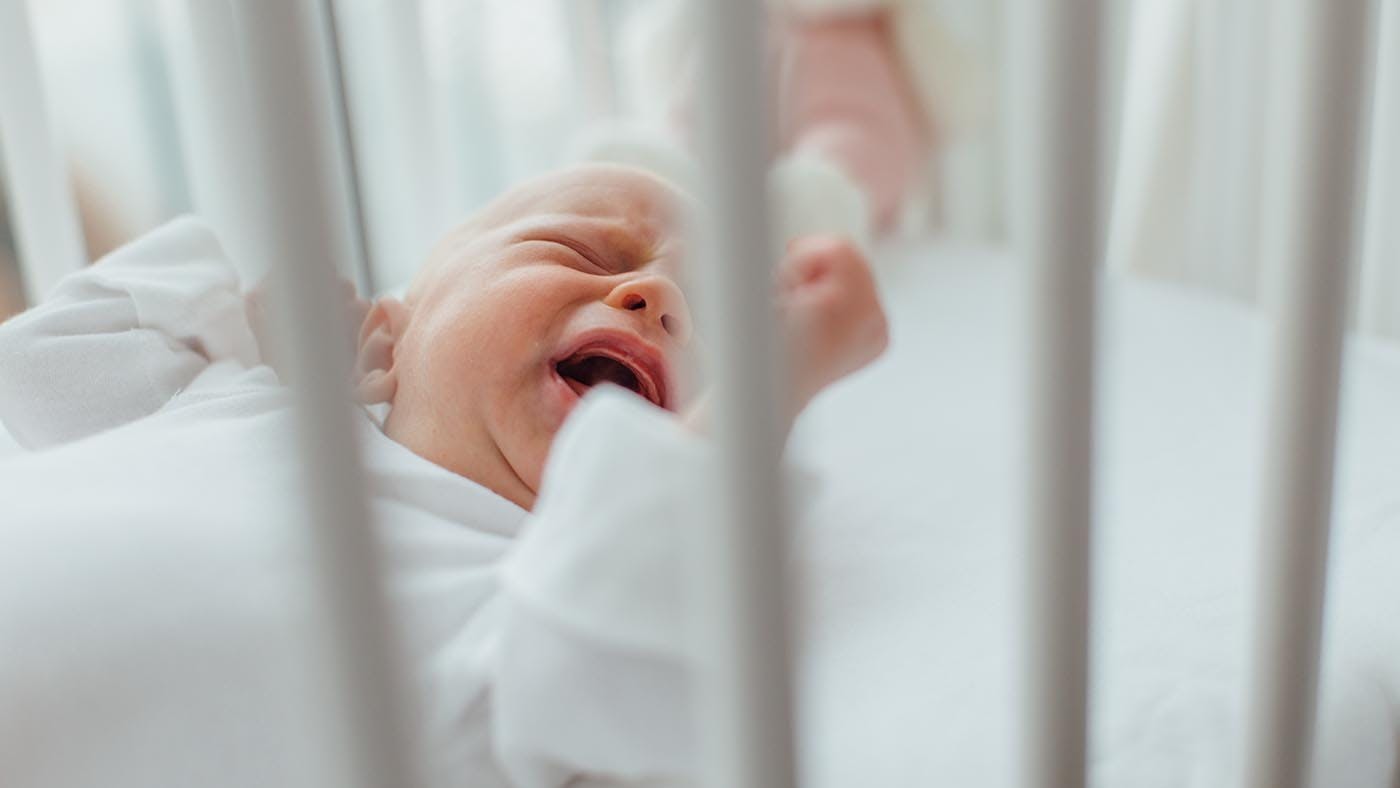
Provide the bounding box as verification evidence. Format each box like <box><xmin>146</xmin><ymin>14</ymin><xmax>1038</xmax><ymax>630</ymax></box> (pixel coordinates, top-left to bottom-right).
<box><xmin>0</xmin><ymin>217</ymin><xmax>708</xmax><ymax>788</ymax></box>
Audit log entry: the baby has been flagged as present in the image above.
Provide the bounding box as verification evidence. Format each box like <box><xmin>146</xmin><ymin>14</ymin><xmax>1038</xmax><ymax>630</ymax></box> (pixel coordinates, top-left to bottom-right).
<box><xmin>342</xmin><ymin>164</ymin><xmax>886</xmax><ymax>510</ymax></box>
<box><xmin>0</xmin><ymin>163</ymin><xmax>885</xmax><ymax>787</ymax></box>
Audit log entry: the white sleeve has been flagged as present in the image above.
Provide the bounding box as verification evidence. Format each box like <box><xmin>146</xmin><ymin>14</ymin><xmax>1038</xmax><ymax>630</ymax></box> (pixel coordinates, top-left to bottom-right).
<box><xmin>0</xmin><ymin>216</ymin><xmax>259</xmax><ymax>449</ymax></box>
<box><xmin>491</xmin><ymin>387</ymin><xmax>714</xmax><ymax>788</ymax></box>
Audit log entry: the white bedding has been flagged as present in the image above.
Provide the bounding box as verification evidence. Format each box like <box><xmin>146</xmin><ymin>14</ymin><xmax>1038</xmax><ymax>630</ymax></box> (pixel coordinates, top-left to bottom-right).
<box><xmin>1</xmin><ymin>238</ymin><xmax>1396</xmax><ymax>786</ymax></box>
<box><xmin>786</xmin><ymin>240</ymin><xmax>1400</xmax><ymax>786</ymax></box>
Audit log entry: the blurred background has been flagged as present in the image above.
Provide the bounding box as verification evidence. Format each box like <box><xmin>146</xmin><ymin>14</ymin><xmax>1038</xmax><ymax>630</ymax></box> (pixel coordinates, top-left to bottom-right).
<box><xmin>0</xmin><ymin>0</ymin><xmax>1396</xmax><ymax>336</ymax></box>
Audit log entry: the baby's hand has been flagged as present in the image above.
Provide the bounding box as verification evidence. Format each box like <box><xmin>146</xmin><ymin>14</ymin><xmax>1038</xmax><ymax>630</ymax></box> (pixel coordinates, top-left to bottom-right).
<box><xmin>680</xmin><ymin>236</ymin><xmax>886</xmax><ymax>432</ymax></box>
<box><xmin>778</xmin><ymin>235</ymin><xmax>888</xmax><ymax>415</ymax></box>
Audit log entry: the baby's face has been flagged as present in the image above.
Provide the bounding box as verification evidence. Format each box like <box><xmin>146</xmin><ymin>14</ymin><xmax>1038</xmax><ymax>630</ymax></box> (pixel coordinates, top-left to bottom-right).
<box><xmin>359</xmin><ymin>165</ymin><xmax>693</xmax><ymax>509</ymax></box>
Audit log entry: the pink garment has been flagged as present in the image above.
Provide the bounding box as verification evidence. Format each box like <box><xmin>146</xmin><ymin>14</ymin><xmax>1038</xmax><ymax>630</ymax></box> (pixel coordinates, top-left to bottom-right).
<box><xmin>776</xmin><ymin>14</ymin><xmax>930</xmax><ymax>231</ymax></box>
<box><xmin>670</xmin><ymin>12</ymin><xmax>931</xmax><ymax>233</ymax></box>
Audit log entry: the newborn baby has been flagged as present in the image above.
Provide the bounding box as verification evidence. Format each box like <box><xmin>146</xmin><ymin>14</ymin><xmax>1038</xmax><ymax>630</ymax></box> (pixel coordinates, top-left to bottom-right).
<box><xmin>337</xmin><ymin>163</ymin><xmax>886</xmax><ymax>510</ymax></box>
<box><xmin>0</xmin><ymin>163</ymin><xmax>885</xmax><ymax>788</ymax></box>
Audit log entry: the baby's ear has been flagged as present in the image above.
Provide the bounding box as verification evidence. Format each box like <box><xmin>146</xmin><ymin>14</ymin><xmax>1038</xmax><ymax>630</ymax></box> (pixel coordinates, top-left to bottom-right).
<box><xmin>354</xmin><ymin>297</ymin><xmax>408</xmax><ymax>405</ymax></box>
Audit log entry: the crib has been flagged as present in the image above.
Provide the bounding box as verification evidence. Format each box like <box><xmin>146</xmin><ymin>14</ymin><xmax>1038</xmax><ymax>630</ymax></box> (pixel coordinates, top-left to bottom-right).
<box><xmin>0</xmin><ymin>1</ymin><xmax>1392</xmax><ymax>787</ymax></box>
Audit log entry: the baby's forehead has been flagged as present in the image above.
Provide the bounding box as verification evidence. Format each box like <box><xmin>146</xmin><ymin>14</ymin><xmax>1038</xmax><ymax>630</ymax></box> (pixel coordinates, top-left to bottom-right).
<box><xmin>506</xmin><ymin>169</ymin><xmax>686</xmax><ymax>234</ymax></box>
<box><xmin>493</xmin><ymin>167</ymin><xmax>689</xmax><ymax>256</ymax></box>
<box><xmin>414</xmin><ymin>165</ymin><xmax>692</xmax><ymax>295</ymax></box>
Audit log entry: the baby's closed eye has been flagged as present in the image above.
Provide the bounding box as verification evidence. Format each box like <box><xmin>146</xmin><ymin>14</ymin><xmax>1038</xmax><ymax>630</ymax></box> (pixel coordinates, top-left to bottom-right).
<box><xmin>525</xmin><ymin>237</ymin><xmax>617</xmax><ymax>275</ymax></box>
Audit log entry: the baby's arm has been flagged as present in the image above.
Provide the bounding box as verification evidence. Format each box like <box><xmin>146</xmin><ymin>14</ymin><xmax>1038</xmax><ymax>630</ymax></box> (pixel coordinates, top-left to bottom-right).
<box><xmin>491</xmin><ymin>388</ymin><xmax>715</xmax><ymax>786</ymax></box>
<box><xmin>487</xmin><ymin>237</ymin><xmax>884</xmax><ymax>786</ymax></box>
<box><xmin>0</xmin><ymin>217</ymin><xmax>259</xmax><ymax>449</ymax></box>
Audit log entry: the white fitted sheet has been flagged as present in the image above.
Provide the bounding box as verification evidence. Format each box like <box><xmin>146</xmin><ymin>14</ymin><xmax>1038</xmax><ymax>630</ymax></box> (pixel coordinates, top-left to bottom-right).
<box><xmin>784</xmin><ymin>239</ymin><xmax>1400</xmax><ymax>786</ymax></box>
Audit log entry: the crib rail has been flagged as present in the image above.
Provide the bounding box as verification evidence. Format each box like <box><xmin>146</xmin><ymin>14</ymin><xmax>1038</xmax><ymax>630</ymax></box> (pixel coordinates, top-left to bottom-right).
<box><xmin>690</xmin><ymin>3</ymin><xmax>798</xmax><ymax>788</ymax></box>
<box><xmin>1244</xmin><ymin>2</ymin><xmax>1370</xmax><ymax>787</ymax></box>
<box><xmin>228</xmin><ymin>3</ymin><xmax>417</xmax><ymax>788</ymax></box>
<box><xmin>326</xmin><ymin>0</ymin><xmax>445</xmax><ymax>290</ymax></box>
<box><xmin>0</xmin><ymin>0</ymin><xmax>86</xmax><ymax>305</ymax></box>
<box><xmin>157</xmin><ymin>0</ymin><xmax>253</xmax><ymax>276</ymax></box>
<box><xmin>1016</xmin><ymin>2</ymin><xmax>1103</xmax><ymax>785</ymax></box>
<box><xmin>1358</xmin><ymin>0</ymin><xmax>1400</xmax><ymax>338</ymax></box>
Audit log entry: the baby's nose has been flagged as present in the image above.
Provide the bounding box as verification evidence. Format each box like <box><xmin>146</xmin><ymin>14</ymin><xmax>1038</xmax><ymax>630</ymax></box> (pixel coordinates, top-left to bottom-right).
<box><xmin>606</xmin><ymin>275</ymin><xmax>692</xmax><ymax>343</ymax></box>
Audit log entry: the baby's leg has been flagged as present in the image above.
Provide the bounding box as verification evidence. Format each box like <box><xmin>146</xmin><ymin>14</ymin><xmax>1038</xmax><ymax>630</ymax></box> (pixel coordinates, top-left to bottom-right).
<box><xmin>632</xmin><ymin>3</ymin><xmax>934</xmax><ymax>236</ymax></box>
<box><xmin>777</xmin><ymin>12</ymin><xmax>930</xmax><ymax>232</ymax></box>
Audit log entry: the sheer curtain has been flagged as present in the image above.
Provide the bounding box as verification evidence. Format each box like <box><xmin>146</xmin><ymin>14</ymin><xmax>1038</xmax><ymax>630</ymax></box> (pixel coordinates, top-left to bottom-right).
<box><xmin>1105</xmin><ymin>0</ymin><xmax>1399</xmax><ymax>340</ymax></box>
<box><xmin>6</xmin><ymin>0</ymin><xmax>1396</xmax><ymax>336</ymax></box>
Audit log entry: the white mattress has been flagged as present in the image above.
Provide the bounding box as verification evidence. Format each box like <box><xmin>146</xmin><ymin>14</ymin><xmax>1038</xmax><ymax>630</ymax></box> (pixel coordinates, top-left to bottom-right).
<box><xmin>784</xmin><ymin>240</ymin><xmax>1400</xmax><ymax>786</ymax></box>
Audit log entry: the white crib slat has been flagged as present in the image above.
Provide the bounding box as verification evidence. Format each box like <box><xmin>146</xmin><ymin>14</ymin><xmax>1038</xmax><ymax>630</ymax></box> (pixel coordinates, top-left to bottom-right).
<box><xmin>316</xmin><ymin>0</ymin><xmax>376</xmax><ymax>295</ymax></box>
<box><xmin>326</xmin><ymin>0</ymin><xmax>446</xmax><ymax>290</ymax></box>
<box><xmin>0</xmin><ymin>0</ymin><xmax>87</xmax><ymax>304</ymax></box>
<box><xmin>229</xmin><ymin>4</ymin><xmax>418</xmax><ymax>788</ymax></box>
<box><xmin>1357</xmin><ymin>0</ymin><xmax>1400</xmax><ymax>340</ymax></box>
<box><xmin>1245</xmin><ymin>2</ymin><xmax>1369</xmax><ymax>787</ymax></box>
<box><xmin>692</xmin><ymin>2</ymin><xmax>797</xmax><ymax>788</ymax></box>
<box><xmin>158</xmin><ymin>0</ymin><xmax>266</xmax><ymax>280</ymax></box>
<box><xmin>167</xmin><ymin>0</ymin><xmax>368</xmax><ymax>293</ymax></box>
<box><xmin>1019</xmin><ymin>1</ymin><xmax>1102</xmax><ymax>787</ymax></box>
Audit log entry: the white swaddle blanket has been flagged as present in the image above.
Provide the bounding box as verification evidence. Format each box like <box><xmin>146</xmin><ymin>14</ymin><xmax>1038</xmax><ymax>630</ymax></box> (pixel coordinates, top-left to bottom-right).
<box><xmin>0</xmin><ymin>220</ymin><xmax>1396</xmax><ymax>787</ymax></box>
<box><xmin>0</xmin><ymin>218</ymin><xmax>726</xmax><ymax>788</ymax></box>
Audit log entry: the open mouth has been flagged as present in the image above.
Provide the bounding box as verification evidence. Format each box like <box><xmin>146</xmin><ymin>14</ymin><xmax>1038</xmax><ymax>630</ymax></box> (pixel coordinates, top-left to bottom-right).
<box><xmin>553</xmin><ymin>335</ymin><xmax>669</xmax><ymax>410</ymax></box>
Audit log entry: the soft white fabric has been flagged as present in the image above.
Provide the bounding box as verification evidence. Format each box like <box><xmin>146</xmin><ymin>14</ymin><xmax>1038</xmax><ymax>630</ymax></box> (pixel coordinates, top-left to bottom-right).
<box><xmin>1</xmin><ymin>221</ymin><xmax>1397</xmax><ymax>787</ymax></box>
<box><xmin>0</xmin><ymin>218</ymin><xmax>719</xmax><ymax>788</ymax></box>
<box><xmin>494</xmin><ymin>394</ymin><xmax>710</xmax><ymax>787</ymax></box>
<box><xmin>783</xmin><ymin>240</ymin><xmax>1400</xmax><ymax>787</ymax></box>
<box><xmin>0</xmin><ymin>220</ymin><xmax>259</xmax><ymax>448</ymax></box>
<box><xmin>0</xmin><ymin>421</ymin><xmax>20</xmax><ymax>456</ymax></box>
<box><xmin>769</xmin><ymin>153</ymin><xmax>872</xmax><ymax>249</ymax></box>
<box><xmin>0</xmin><ymin>374</ymin><xmax>362</xmax><ymax>788</ymax></box>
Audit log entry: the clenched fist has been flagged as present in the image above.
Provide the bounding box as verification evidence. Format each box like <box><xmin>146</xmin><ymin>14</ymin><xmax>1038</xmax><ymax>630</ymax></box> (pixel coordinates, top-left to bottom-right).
<box><xmin>681</xmin><ymin>234</ymin><xmax>889</xmax><ymax>432</ymax></box>
<box><xmin>777</xmin><ymin>235</ymin><xmax>889</xmax><ymax>415</ymax></box>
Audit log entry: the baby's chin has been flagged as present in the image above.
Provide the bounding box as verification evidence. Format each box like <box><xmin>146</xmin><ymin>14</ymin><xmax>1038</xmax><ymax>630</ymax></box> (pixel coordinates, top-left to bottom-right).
<box><xmin>506</xmin><ymin>440</ymin><xmax>552</xmax><ymax>511</ymax></box>
<box><xmin>503</xmin><ymin>381</ymin><xmax>616</xmax><ymax>506</ymax></box>
<box><xmin>492</xmin><ymin>405</ymin><xmax>572</xmax><ymax>510</ymax></box>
